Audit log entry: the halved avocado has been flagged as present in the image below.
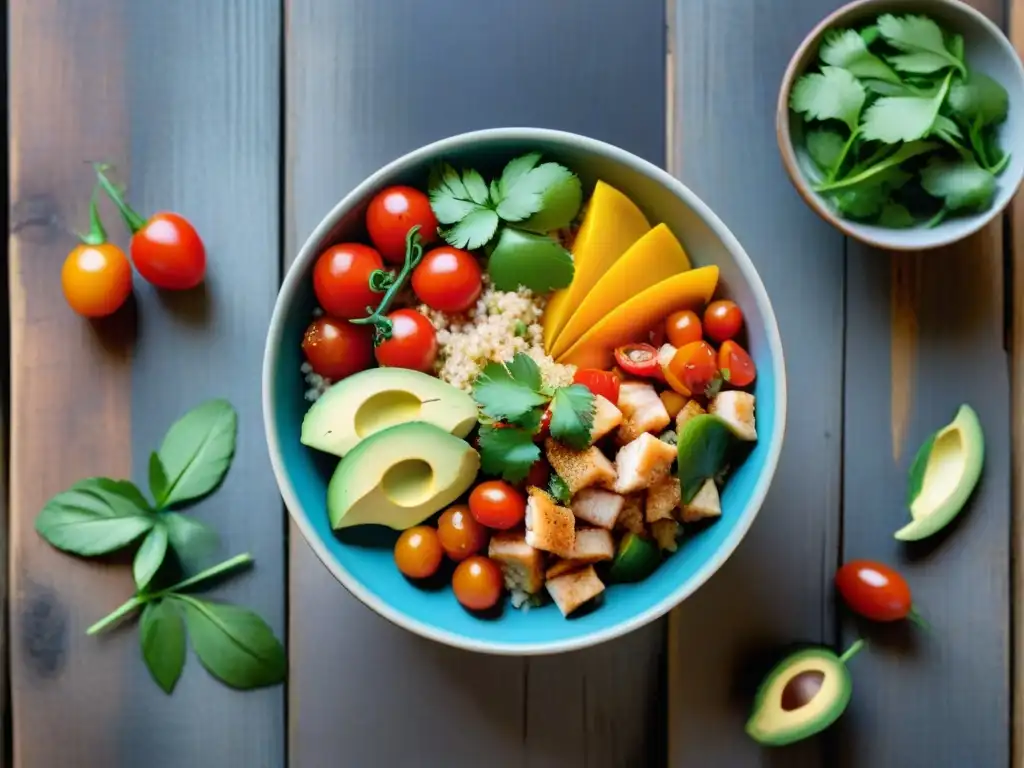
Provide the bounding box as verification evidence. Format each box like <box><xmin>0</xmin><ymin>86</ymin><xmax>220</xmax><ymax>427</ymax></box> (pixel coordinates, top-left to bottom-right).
<box><xmin>895</xmin><ymin>403</ymin><xmax>984</xmax><ymax>542</ymax></box>
<box><xmin>746</xmin><ymin>644</ymin><xmax>858</xmax><ymax>747</ymax></box>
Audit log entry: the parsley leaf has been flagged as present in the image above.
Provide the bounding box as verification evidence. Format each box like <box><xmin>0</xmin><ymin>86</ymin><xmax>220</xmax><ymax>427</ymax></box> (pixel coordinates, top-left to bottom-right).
<box><xmin>948</xmin><ymin>71</ymin><xmax>1009</xmax><ymax>127</ymax></box>
<box><xmin>478</xmin><ymin>425</ymin><xmax>541</xmax><ymax>483</ymax></box>
<box><xmin>877</xmin><ymin>14</ymin><xmax>966</xmax><ymax>76</ymax></box>
<box><xmin>806</xmin><ymin>128</ymin><xmax>846</xmax><ymax>174</ymax></box>
<box><xmin>472</xmin><ymin>355</ymin><xmax>549</xmax><ymax>424</ymax></box>
<box><xmin>921</xmin><ymin>156</ymin><xmax>996</xmax><ymax>213</ymax></box>
<box><xmin>548</xmin><ymin>474</ymin><xmax>572</xmax><ymax>505</ymax></box>
<box><xmin>790</xmin><ymin>66</ymin><xmax>866</xmax><ymax>132</ymax></box>
<box><xmin>440</xmin><ymin>208</ymin><xmax>500</xmax><ymax>250</ymax></box>
<box><xmin>820</xmin><ymin>28</ymin><xmax>901</xmax><ymax>84</ymax></box>
<box><xmin>860</xmin><ymin>72</ymin><xmax>952</xmax><ymax>144</ymax></box>
<box><xmin>549</xmin><ymin>385</ymin><xmax>595</xmax><ymax>450</ymax></box>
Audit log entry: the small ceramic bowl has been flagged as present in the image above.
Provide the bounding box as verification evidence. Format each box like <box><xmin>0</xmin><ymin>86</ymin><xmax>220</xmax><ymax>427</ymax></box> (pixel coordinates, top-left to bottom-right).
<box><xmin>263</xmin><ymin>128</ymin><xmax>787</xmax><ymax>655</ymax></box>
<box><xmin>777</xmin><ymin>0</ymin><xmax>1024</xmax><ymax>250</ymax></box>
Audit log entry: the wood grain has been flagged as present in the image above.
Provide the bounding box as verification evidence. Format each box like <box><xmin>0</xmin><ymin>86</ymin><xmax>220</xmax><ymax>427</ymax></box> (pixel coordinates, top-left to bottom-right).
<box><xmin>285</xmin><ymin>1</ymin><xmax>667</xmax><ymax>765</ymax></box>
<box><xmin>1012</xmin><ymin>5</ymin><xmax>1024</xmax><ymax>766</ymax></box>
<box><xmin>8</xmin><ymin>1</ymin><xmax>284</xmax><ymax>766</ymax></box>
<box><xmin>667</xmin><ymin>0</ymin><xmax>847</xmax><ymax>765</ymax></box>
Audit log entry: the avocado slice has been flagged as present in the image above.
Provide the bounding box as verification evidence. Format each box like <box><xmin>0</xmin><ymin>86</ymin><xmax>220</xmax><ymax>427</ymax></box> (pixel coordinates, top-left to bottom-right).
<box><xmin>301</xmin><ymin>367</ymin><xmax>477</xmax><ymax>458</ymax></box>
<box><xmin>895</xmin><ymin>403</ymin><xmax>984</xmax><ymax>542</ymax></box>
<box><xmin>327</xmin><ymin>421</ymin><xmax>480</xmax><ymax>530</ymax></box>
<box><xmin>608</xmin><ymin>532</ymin><xmax>660</xmax><ymax>583</ymax></box>
<box><xmin>676</xmin><ymin>414</ymin><xmax>734</xmax><ymax>504</ymax></box>
<box><xmin>746</xmin><ymin>641</ymin><xmax>862</xmax><ymax>747</ymax></box>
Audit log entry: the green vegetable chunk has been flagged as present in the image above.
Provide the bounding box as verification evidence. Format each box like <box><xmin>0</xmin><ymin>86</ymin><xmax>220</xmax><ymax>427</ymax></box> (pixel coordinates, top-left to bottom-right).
<box><xmin>676</xmin><ymin>414</ymin><xmax>736</xmax><ymax>504</ymax></box>
<box><xmin>608</xmin><ymin>532</ymin><xmax>661</xmax><ymax>583</ymax></box>
<box><xmin>486</xmin><ymin>227</ymin><xmax>574</xmax><ymax>292</ymax></box>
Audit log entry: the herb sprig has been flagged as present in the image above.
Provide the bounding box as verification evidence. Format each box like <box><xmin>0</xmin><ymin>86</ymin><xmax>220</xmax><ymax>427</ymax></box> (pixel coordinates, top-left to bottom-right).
<box><xmin>791</xmin><ymin>13</ymin><xmax>1011</xmax><ymax>228</ymax></box>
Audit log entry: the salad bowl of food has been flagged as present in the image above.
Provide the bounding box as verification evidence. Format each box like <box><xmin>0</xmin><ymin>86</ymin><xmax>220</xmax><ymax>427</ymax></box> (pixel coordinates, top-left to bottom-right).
<box><xmin>263</xmin><ymin>128</ymin><xmax>786</xmax><ymax>654</ymax></box>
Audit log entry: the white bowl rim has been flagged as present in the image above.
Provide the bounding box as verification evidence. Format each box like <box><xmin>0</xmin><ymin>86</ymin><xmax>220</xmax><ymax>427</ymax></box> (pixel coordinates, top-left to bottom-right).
<box><xmin>262</xmin><ymin>127</ymin><xmax>788</xmax><ymax>655</ymax></box>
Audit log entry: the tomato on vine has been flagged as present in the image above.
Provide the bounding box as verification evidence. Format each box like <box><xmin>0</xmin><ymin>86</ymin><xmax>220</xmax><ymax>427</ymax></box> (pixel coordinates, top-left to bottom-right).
<box><xmin>373</xmin><ymin>308</ymin><xmax>438</xmax><ymax>372</ymax></box>
<box><xmin>411</xmin><ymin>246</ymin><xmax>482</xmax><ymax>313</ymax></box>
<box><xmin>367</xmin><ymin>186</ymin><xmax>439</xmax><ymax>264</ymax></box>
<box><xmin>62</xmin><ymin>187</ymin><xmax>133</xmax><ymax>318</ymax></box>
<box><xmin>302</xmin><ymin>316</ymin><xmax>374</xmax><ymax>380</ymax></box>
<box><xmin>314</xmin><ymin>243</ymin><xmax>386</xmax><ymax>319</ymax></box>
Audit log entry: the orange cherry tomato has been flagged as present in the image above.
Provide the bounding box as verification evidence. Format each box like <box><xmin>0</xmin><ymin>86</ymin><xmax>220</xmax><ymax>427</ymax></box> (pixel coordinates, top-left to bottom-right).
<box><xmin>374</xmin><ymin>309</ymin><xmax>438</xmax><ymax>372</ymax></box>
<box><xmin>573</xmin><ymin>368</ymin><xmax>621</xmax><ymax>404</ymax></box>
<box><xmin>411</xmin><ymin>246</ymin><xmax>483</xmax><ymax>313</ymax></box>
<box><xmin>437</xmin><ymin>505</ymin><xmax>489</xmax><ymax>561</ymax></box>
<box><xmin>718</xmin><ymin>340</ymin><xmax>756</xmax><ymax>387</ymax></box>
<box><xmin>452</xmin><ymin>556</ymin><xmax>504</xmax><ymax>611</ymax></box>
<box><xmin>314</xmin><ymin>243</ymin><xmax>386</xmax><ymax>319</ymax></box>
<box><xmin>703</xmin><ymin>300</ymin><xmax>744</xmax><ymax>343</ymax></box>
<box><xmin>469</xmin><ymin>480</ymin><xmax>526</xmax><ymax>530</ymax></box>
<box><xmin>393</xmin><ymin>526</ymin><xmax>444</xmax><ymax>579</ymax></box>
<box><xmin>366</xmin><ymin>186</ymin><xmax>439</xmax><ymax>263</ymax></box>
<box><xmin>665</xmin><ymin>310</ymin><xmax>702</xmax><ymax>347</ymax></box>
<box><xmin>666</xmin><ymin>341</ymin><xmax>719</xmax><ymax>396</ymax></box>
<box><xmin>62</xmin><ymin>243</ymin><xmax>133</xmax><ymax>318</ymax></box>
<box><xmin>302</xmin><ymin>316</ymin><xmax>374</xmax><ymax>379</ymax></box>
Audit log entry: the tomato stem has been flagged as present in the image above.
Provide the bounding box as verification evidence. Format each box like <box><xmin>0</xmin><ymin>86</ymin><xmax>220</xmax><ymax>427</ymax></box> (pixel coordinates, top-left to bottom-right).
<box><xmin>907</xmin><ymin>606</ymin><xmax>931</xmax><ymax>632</ymax></box>
<box><xmin>79</xmin><ymin>184</ymin><xmax>108</xmax><ymax>246</ymax></box>
<box><xmin>94</xmin><ymin>163</ymin><xmax>147</xmax><ymax>234</ymax></box>
<box><xmin>839</xmin><ymin>638</ymin><xmax>866</xmax><ymax>664</ymax></box>
<box><xmin>351</xmin><ymin>226</ymin><xmax>424</xmax><ymax>344</ymax></box>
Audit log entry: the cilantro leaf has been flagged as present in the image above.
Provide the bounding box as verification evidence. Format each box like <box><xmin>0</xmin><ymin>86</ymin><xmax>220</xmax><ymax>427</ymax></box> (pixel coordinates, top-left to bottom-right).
<box><xmin>815</xmin><ymin>140</ymin><xmax>937</xmax><ymax>193</ymax></box>
<box><xmin>931</xmin><ymin>114</ymin><xmax>963</xmax><ymax>144</ymax></box>
<box><xmin>505</xmin><ymin>351</ymin><xmax>543</xmax><ymax>392</ymax></box>
<box><xmin>440</xmin><ymin>208</ymin><xmax>500</xmax><ymax>250</ymax></box>
<box><xmin>461</xmin><ymin>169</ymin><xmax>490</xmax><ymax>206</ymax></box>
<box><xmin>496</xmin><ymin>162</ymin><xmax>578</xmax><ymax>223</ymax></box>
<box><xmin>548</xmin><ymin>474</ymin><xmax>572</xmax><ymax>505</ymax></box>
<box><xmin>498</xmin><ymin>153</ymin><xmax>542</xmax><ymax>199</ymax></box>
<box><xmin>877</xmin><ymin>14</ymin><xmax>966</xmax><ymax>76</ymax></box>
<box><xmin>806</xmin><ymin>128</ymin><xmax>846</xmax><ymax>174</ymax></box>
<box><xmin>860</xmin><ymin>72</ymin><xmax>952</xmax><ymax>143</ymax></box>
<box><xmin>921</xmin><ymin>156</ymin><xmax>996</xmax><ymax>213</ymax></box>
<box><xmin>489</xmin><ymin>179</ymin><xmax>503</xmax><ymax>205</ymax></box>
<box><xmin>819</xmin><ymin>28</ymin><xmax>901</xmax><ymax>84</ymax></box>
<box><xmin>549</xmin><ymin>385</ymin><xmax>595</xmax><ymax>450</ymax></box>
<box><xmin>790</xmin><ymin>66</ymin><xmax>866</xmax><ymax>132</ymax></box>
<box><xmin>478</xmin><ymin>425</ymin><xmax>541</xmax><ymax>483</ymax></box>
<box><xmin>948</xmin><ymin>72</ymin><xmax>1009</xmax><ymax>127</ymax></box>
<box><xmin>471</xmin><ymin>358</ymin><xmax>549</xmax><ymax>424</ymax></box>
<box><xmin>429</xmin><ymin>163</ymin><xmax>487</xmax><ymax>225</ymax></box>
<box><xmin>879</xmin><ymin>203</ymin><xmax>916</xmax><ymax>228</ymax></box>
<box><xmin>829</xmin><ymin>167</ymin><xmax>910</xmax><ymax>220</ymax></box>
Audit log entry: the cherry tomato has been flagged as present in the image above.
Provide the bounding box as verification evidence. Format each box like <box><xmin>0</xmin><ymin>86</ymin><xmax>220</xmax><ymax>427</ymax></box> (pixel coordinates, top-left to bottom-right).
<box><xmin>411</xmin><ymin>246</ymin><xmax>482</xmax><ymax>313</ymax></box>
<box><xmin>366</xmin><ymin>186</ymin><xmax>439</xmax><ymax>263</ymax></box>
<box><xmin>835</xmin><ymin>560</ymin><xmax>913</xmax><ymax>622</ymax></box>
<box><xmin>437</xmin><ymin>505</ymin><xmax>489</xmax><ymax>562</ymax></box>
<box><xmin>314</xmin><ymin>243</ymin><xmax>386</xmax><ymax>319</ymax></box>
<box><xmin>665</xmin><ymin>341</ymin><xmax>718</xmax><ymax>396</ymax></box>
<box><xmin>573</xmin><ymin>369</ymin><xmax>621</xmax><ymax>404</ymax></box>
<box><xmin>394</xmin><ymin>526</ymin><xmax>444</xmax><ymax>579</ymax></box>
<box><xmin>665</xmin><ymin>310</ymin><xmax>703</xmax><ymax>347</ymax></box>
<box><xmin>614</xmin><ymin>343</ymin><xmax>661</xmax><ymax>378</ymax></box>
<box><xmin>61</xmin><ymin>243</ymin><xmax>133</xmax><ymax>318</ymax></box>
<box><xmin>452</xmin><ymin>556</ymin><xmax>504</xmax><ymax>611</ymax></box>
<box><xmin>302</xmin><ymin>316</ymin><xmax>374</xmax><ymax>379</ymax></box>
<box><xmin>703</xmin><ymin>300</ymin><xmax>744</xmax><ymax>343</ymax></box>
<box><xmin>469</xmin><ymin>481</ymin><xmax>526</xmax><ymax>530</ymax></box>
<box><xmin>374</xmin><ymin>309</ymin><xmax>438</xmax><ymax>372</ymax></box>
<box><xmin>525</xmin><ymin>460</ymin><xmax>551</xmax><ymax>490</ymax></box>
<box><xmin>539</xmin><ymin>408</ymin><xmax>553</xmax><ymax>436</ymax></box>
<box><xmin>718</xmin><ymin>340</ymin><xmax>757</xmax><ymax>387</ymax></box>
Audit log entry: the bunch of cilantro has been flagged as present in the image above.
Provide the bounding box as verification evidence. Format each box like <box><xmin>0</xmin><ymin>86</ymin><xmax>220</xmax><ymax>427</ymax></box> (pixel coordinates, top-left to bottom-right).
<box><xmin>790</xmin><ymin>13</ymin><xmax>1011</xmax><ymax>228</ymax></box>
<box><xmin>471</xmin><ymin>352</ymin><xmax>594</xmax><ymax>483</ymax></box>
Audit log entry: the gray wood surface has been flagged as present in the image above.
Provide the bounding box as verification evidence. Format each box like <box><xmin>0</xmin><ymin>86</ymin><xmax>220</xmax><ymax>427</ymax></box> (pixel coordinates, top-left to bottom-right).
<box><xmin>285</xmin><ymin>1</ymin><xmax>667</xmax><ymax>766</ymax></box>
<box><xmin>8</xmin><ymin>1</ymin><xmax>285</xmax><ymax>766</ymax></box>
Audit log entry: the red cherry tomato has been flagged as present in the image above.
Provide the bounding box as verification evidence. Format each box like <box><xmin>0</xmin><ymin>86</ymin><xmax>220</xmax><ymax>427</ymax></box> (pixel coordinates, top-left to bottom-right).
<box><xmin>718</xmin><ymin>340</ymin><xmax>757</xmax><ymax>387</ymax></box>
<box><xmin>525</xmin><ymin>460</ymin><xmax>551</xmax><ymax>490</ymax></box>
<box><xmin>301</xmin><ymin>317</ymin><xmax>374</xmax><ymax>379</ymax></box>
<box><xmin>374</xmin><ymin>309</ymin><xmax>438</xmax><ymax>372</ymax></box>
<box><xmin>573</xmin><ymin>369</ymin><xmax>621</xmax><ymax>404</ymax></box>
<box><xmin>613</xmin><ymin>343</ymin><xmax>660</xmax><ymax>378</ymax></box>
<box><xmin>452</xmin><ymin>556</ymin><xmax>504</xmax><ymax>611</ymax></box>
<box><xmin>835</xmin><ymin>560</ymin><xmax>913</xmax><ymax>622</ymax></box>
<box><xmin>703</xmin><ymin>300</ymin><xmax>744</xmax><ymax>343</ymax></box>
<box><xmin>665</xmin><ymin>341</ymin><xmax>718</xmax><ymax>396</ymax></box>
<box><xmin>314</xmin><ymin>243</ymin><xmax>386</xmax><ymax>319</ymax></box>
<box><xmin>537</xmin><ymin>408</ymin><xmax>553</xmax><ymax>438</ymax></box>
<box><xmin>469</xmin><ymin>481</ymin><xmax>526</xmax><ymax>530</ymax></box>
<box><xmin>411</xmin><ymin>246</ymin><xmax>482</xmax><ymax>313</ymax></box>
<box><xmin>665</xmin><ymin>310</ymin><xmax>703</xmax><ymax>347</ymax></box>
<box><xmin>366</xmin><ymin>186</ymin><xmax>439</xmax><ymax>264</ymax></box>
<box><xmin>61</xmin><ymin>243</ymin><xmax>133</xmax><ymax>318</ymax></box>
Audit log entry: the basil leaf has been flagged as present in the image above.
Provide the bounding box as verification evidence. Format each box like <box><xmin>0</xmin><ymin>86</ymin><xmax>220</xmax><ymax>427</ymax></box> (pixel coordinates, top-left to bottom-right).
<box><xmin>36</xmin><ymin>487</ymin><xmax>154</xmax><ymax>556</ymax></box>
<box><xmin>164</xmin><ymin>513</ymin><xmax>220</xmax><ymax>571</ymax></box>
<box><xmin>148</xmin><ymin>452</ymin><xmax>169</xmax><ymax>507</ymax></box>
<box><xmin>140</xmin><ymin>600</ymin><xmax>186</xmax><ymax>694</ymax></box>
<box><xmin>133</xmin><ymin>523</ymin><xmax>169</xmax><ymax>590</ymax></box>
<box><xmin>157</xmin><ymin>399</ymin><xmax>237</xmax><ymax>509</ymax></box>
<box><xmin>176</xmin><ymin>596</ymin><xmax>286</xmax><ymax>689</ymax></box>
<box><xmin>73</xmin><ymin>478</ymin><xmax>152</xmax><ymax>514</ymax></box>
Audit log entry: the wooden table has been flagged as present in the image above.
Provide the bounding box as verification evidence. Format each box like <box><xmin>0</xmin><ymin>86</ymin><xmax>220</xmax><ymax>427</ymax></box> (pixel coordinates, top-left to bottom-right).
<box><xmin>7</xmin><ymin>1</ymin><xmax>1020</xmax><ymax>766</ymax></box>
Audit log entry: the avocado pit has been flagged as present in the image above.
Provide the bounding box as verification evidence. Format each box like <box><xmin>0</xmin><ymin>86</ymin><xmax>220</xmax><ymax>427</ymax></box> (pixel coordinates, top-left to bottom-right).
<box><xmin>780</xmin><ymin>670</ymin><xmax>825</xmax><ymax>711</ymax></box>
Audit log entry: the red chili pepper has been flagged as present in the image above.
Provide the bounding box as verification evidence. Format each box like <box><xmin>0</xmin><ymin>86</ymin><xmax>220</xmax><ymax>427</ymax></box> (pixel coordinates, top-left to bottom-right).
<box><xmin>614</xmin><ymin>343</ymin><xmax>660</xmax><ymax>378</ymax></box>
<box><xmin>95</xmin><ymin>164</ymin><xmax>206</xmax><ymax>290</ymax></box>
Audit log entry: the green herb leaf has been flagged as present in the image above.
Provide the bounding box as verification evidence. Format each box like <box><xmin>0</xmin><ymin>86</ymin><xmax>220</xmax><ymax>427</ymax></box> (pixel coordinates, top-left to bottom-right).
<box><xmin>140</xmin><ymin>599</ymin><xmax>186</xmax><ymax>694</ymax></box>
<box><xmin>549</xmin><ymin>385</ymin><xmax>595</xmax><ymax>450</ymax></box>
<box><xmin>472</xmin><ymin>358</ymin><xmax>549</xmax><ymax>423</ymax></box>
<box><xmin>428</xmin><ymin>163</ymin><xmax>486</xmax><ymax>224</ymax></box>
<box><xmin>948</xmin><ymin>72</ymin><xmax>1009</xmax><ymax>127</ymax></box>
<box><xmin>862</xmin><ymin>79</ymin><xmax>919</xmax><ymax>97</ymax></box>
<box><xmin>860</xmin><ymin>24</ymin><xmax>880</xmax><ymax>46</ymax></box>
<box><xmin>497</xmin><ymin>152</ymin><xmax>542</xmax><ymax>199</ymax></box>
<box><xmin>931</xmin><ymin>114</ymin><xmax>964</xmax><ymax>144</ymax></box>
<box><xmin>486</xmin><ymin>227</ymin><xmax>574</xmax><ymax>293</ymax></box>
<box><xmin>879</xmin><ymin>203</ymin><xmax>916</xmax><ymax>228</ymax></box>
<box><xmin>820</xmin><ymin>28</ymin><xmax>901</xmax><ymax>84</ymax></box>
<box><xmin>921</xmin><ymin>156</ymin><xmax>996</xmax><ymax>213</ymax></box>
<box><xmin>877</xmin><ymin>14</ymin><xmax>966</xmax><ymax>76</ymax></box>
<box><xmin>496</xmin><ymin>161</ymin><xmax>578</xmax><ymax>223</ymax></box>
<box><xmin>74</xmin><ymin>478</ymin><xmax>153</xmax><ymax>514</ymax></box>
<box><xmin>134</xmin><ymin>522</ymin><xmax>169</xmax><ymax>590</ymax></box>
<box><xmin>440</xmin><ymin>207</ymin><xmax>500</xmax><ymax>250</ymax></box>
<box><xmin>505</xmin><ymin>351</ymin><xmax>543</xmax><ymax>392</ymax></box>
<box><xmin>477</xmin><ymin>425</ymin><xmax>541</xmax><ymax>483</ymax></box>
<box><xmin>831</xmin><ymin>167</ymin><xmax>911</xmax><ymax>219</ymax></box>
<box><xmin>790</xmin><ymin>65</ymin><xmax>866</xmax><ymax>132</ymax></box>
<box><xmin>175</xmin><ymin>595</ymin><xmax>286</xmax><ymax>690</ymax></box>
<box><xmin>815</xmin><ymin>140</ymin><xmax>938</xmax><ymax>192</ymax></box>
<box><xmin>461</xmin><ymin>169</ymin><xmax>490</xmax><ymax>205</ymax></box>
<box><xmin>164</xmin><ymin>513</ymin><xmax>220</xmax><ymax>572</ymax></box>
<box><xmin>156</xmin><ymin>399</ymin><xmax>237</xmax><ymax>509</ymax></box>
<box><xmin>148</xmin><ymin>452</ymin><xmax>169</xmax><ymax>508</ymax></box>
<box><xmin>806</xmin><ymin>128</ymin><xmax>846</xmax><ymax>173</ymax></box>
<box><xmin>36</xmin><ymin>486</ymin><xmax>154</xmax><ymax>556</ymax></box>
<box><xmin>548</xmin><ymin>474</ymin><xmax>572</xmax><ymax>504</ymax></box>
<box><xmin>860</xmin><ymin>72</ymin><xmax>952</xmax><ymax>143</ymax></box>
<box><xmin>488</xmin><ymin>179</ymin><xmax>503</xmax><ymax>205</ymax></box>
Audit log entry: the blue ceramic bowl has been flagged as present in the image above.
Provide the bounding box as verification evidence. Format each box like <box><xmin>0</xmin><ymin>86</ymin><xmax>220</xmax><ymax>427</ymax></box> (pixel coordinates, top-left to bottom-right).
<box><xmin>263</xmin><ymin>128</ymin><xmax>787</xmax><ymax>654</ymax></box>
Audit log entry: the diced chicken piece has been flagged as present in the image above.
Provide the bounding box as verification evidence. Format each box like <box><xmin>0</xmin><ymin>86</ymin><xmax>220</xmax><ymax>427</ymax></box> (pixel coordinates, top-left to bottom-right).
<box><xmin>590</xmin><ymin>395</ymin><xmax>624</xmax><ymax>442</ymax></box>
<box><xmin>545</xmin><ymin>439</ymin><xmax>616</xmax><ymax>495</ymax></box>
<box><xmin>545</xmin><ymin>559</ymin><xmax>583</xmax><ymax>580</ymax></box>
<box><xmin>488</xmin><ymin>532</ymin><xmax>545</xmax><ymax>594</ymax></box>
<box><xmin>613</xmin><ymin>433</ymin><xmax>677</xmax><ymax>494</ymax></box>
<box><xmin>675</xmin><ymin>399</ymin><xmax>706</xmax><ymax>431</ymax></box>
<box><xmin>546</xmin><ymin>565</ymin><xmax>606</xmax><ymax>617</ymax></box>
<box><xmin>571</xmin><ymin>487</ymin><xmax>625</xmax><ymax>529</ymax></box>
<box><xmin>525</xmin><ymin>487</ymin><xmax>576</xmax><ymax>558</ymax></box>
<box><xmin>646</xmin><ymin>474</ymin><xmax>681</xmax><ymax>523</ymax></box>
<box><xmin>616</xmin><ymin>382</ymin><xmax>671</xmax><ymax>443</ymax></box>
<box><xmin>545</xmin><ymin>528</ymin><xmax>615</xmax><ymax>580</ymax></box>
<box><xmin>710</xmin><ymin>391</ymin><xmax>757</xmax><ymax>441</ymax></box>
<box><xmin>660</xmin><ymin>390</ymin><xmax>688</xmax><ymax>419</ymax></box>
<box><xmin>651</xmin><ymin>519</ymin><xmax>682</xmax><ymax>552</ymax></box>
<box><xmin>657</xmin><ymin>343</ymin><xmax>677</xmax><ymax>369</ymax></box>
<box><xmin>615</xmin><ymin>494</ymin><xmax>647</xmax><ymax>535</ymax></box>
<box><xmin>680</xmin><ymin>478</ymin><xmax>722</xmax><ymax>522</ymax></box>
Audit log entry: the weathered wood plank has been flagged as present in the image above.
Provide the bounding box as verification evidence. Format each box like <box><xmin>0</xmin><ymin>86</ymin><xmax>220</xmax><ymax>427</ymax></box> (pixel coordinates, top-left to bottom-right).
<box><xmin>9</xmin><ymin>1</ymin><xmax>284</xmax><ymax>765</ymax></box>
<box><xmin>285</xmin><ymin>1</ymin><xmax>668</xmax><ymax>765</ymax></box>
<box><xmin>667</xmin><ymin>0</ymin><xmax>847</xmax><ymax>765</ymax></box>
